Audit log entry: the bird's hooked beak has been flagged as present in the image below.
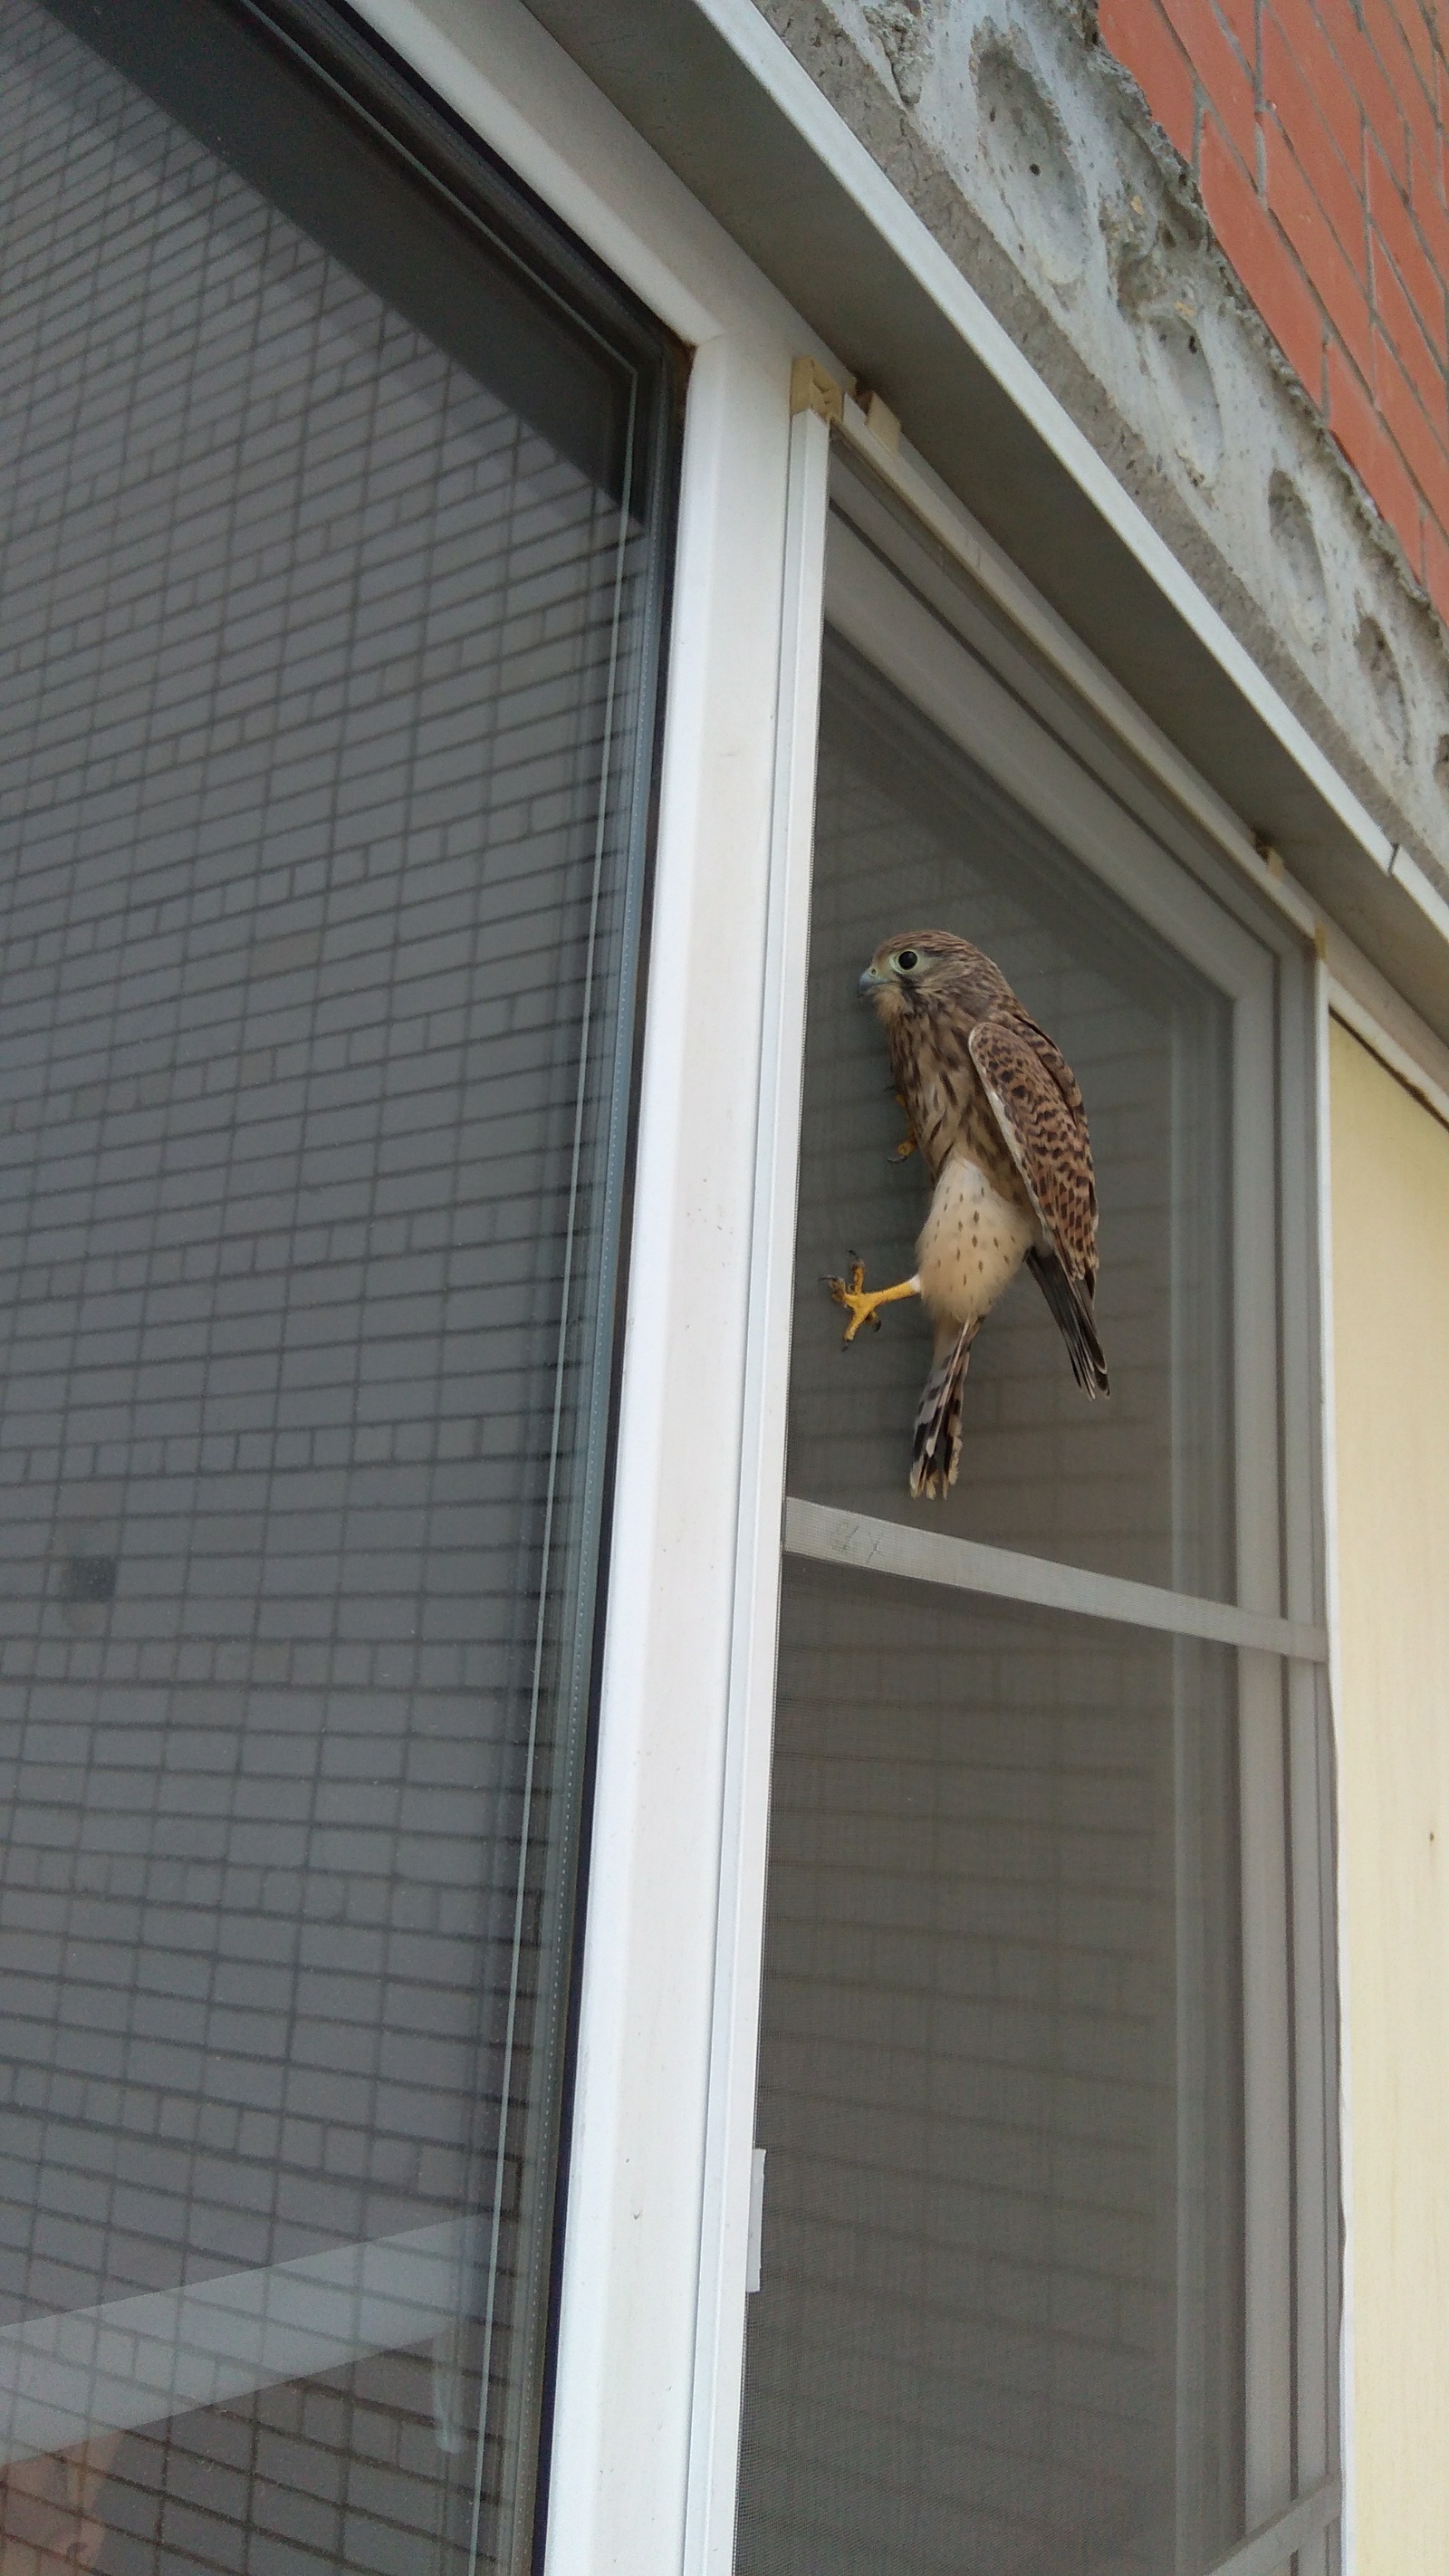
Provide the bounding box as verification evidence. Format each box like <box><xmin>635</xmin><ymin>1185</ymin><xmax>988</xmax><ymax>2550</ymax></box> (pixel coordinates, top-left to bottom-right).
<box><xmin>858</xmin><ymin>961</ymin><xmax>887</xmax><ymax>999</ymax></box>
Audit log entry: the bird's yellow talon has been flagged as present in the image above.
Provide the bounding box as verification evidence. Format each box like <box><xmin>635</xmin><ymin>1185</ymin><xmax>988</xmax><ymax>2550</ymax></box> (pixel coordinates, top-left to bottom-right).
<box><xmin>828</xmin><ymin>1259</ymin><xmax>872</xmax><ymax>1345</ymax></box>
<box><xmin>827</xmin><ymin>1259</ymin><xmax>919</xmax><ymax>1345</ymax></box>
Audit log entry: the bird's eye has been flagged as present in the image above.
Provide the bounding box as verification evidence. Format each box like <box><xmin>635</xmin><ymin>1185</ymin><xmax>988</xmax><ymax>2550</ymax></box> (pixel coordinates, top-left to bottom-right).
<box><xmin>896</xmin><ymin>947</ymin><xmax>919</xmax><ymax>974</ymax></box>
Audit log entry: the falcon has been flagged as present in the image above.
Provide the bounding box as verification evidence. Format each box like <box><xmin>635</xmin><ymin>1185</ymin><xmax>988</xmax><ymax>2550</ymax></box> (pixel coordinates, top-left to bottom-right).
<box><xmin>829</xmin><ymin>930</ymin><xmax>1109</xmax><ymax>1498</ymax></box>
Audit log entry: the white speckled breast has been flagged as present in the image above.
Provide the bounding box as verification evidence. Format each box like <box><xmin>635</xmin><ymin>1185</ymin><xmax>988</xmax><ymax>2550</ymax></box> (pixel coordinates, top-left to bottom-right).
<box><xmin>916</xmin><ymin>1149</ymin><xmax>1038</xmax><ymax>1329</ymax></box>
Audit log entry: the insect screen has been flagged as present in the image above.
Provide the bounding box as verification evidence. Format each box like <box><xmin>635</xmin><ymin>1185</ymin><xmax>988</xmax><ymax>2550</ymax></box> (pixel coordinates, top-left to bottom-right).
<box><xmin>736</xmin><ymin>630</ymin><xmax>1246</xmax><ymax>2574</ymax></box>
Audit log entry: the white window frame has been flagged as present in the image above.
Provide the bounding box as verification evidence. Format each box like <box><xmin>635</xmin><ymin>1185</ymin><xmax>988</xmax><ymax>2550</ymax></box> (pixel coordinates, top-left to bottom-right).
<box><xmin>743</xmin><ymin>454</ymin><xmax>1340</xmax><ymax>2576</ymax></box>
<box><xmin>320</xmin><ymin>5</ymin><xmax>1342</xmax><ymax>2568</ymax></box>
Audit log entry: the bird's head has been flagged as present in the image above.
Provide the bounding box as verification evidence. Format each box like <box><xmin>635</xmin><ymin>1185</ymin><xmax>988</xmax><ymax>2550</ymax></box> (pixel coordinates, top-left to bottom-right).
<box><xmin>858</xmin><ymin>930</ymin><xmax>1011</xmax><ymax>1027</ymax></box>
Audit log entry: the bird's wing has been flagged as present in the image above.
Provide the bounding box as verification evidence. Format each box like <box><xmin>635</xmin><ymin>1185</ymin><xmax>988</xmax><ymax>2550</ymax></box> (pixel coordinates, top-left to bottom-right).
<box><xmin>967</xmin><ymin>1012</ymin><xmax>1099</xmax><ymax>1292</ymax></box>
<box><xmin>1011</xmin><ymin>1013</ymin><xmax>1087</xmax><ymax>1116</ymax></box>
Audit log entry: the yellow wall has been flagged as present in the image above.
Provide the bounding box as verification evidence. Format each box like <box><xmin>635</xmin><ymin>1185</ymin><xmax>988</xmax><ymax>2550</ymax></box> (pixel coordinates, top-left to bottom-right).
<box><xmin>1329</xmin><ymin>1018</ymin><xmax>1449</xmax><ymax>2568</ymax></box>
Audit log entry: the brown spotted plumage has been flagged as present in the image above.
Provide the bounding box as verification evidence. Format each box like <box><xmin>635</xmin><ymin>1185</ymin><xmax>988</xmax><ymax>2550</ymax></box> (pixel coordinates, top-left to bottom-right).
<box><xmin>828</xmin><ymin>929</ymin><xmax>1108</xmax><ymax>1498</ymax></box>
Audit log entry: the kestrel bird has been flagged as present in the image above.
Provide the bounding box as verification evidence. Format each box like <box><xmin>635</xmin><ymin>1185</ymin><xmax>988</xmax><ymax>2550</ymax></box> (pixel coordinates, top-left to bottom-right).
<box><xmin>829</xmin><ymin>930</ymin><xmax>1109</xmax><ymax>1498</ymax></box>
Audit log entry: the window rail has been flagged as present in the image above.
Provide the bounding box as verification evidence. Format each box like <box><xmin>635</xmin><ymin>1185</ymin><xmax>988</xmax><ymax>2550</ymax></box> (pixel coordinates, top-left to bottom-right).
<box><xmin>1204</xmin><ymin>2476</ymin><xmax>1342</xmax><ymax>2576</ymax></box>
<box><xmin>782</xmin><ymin>1497</ymin><xmax>1329</xmax><ymax>1662</ymax></box>
<box><xmin>0</xmin><ymin>2227</ymin><xmax>474</xmax><ymax>2465</ymax></box>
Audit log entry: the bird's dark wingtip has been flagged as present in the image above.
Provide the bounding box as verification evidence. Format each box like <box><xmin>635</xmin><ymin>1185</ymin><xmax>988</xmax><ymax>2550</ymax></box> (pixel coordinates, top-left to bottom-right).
<box><xmin>1027</xmin><ymin>1246</ymin><xmax>1109</xmax><ymax>1401</ymax></box>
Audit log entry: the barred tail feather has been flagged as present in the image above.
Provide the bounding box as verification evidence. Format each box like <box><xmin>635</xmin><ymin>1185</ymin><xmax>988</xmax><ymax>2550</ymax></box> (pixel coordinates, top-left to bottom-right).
<box><xmin>910</xmin><ymin>1322</ymin><xmax>978</xmax><ymax>1500</ymax></box>
<box><xmin>1026</xmin><ymin>1247</ymin><xmax>1110</xmax><ymax>1398</ymax></box>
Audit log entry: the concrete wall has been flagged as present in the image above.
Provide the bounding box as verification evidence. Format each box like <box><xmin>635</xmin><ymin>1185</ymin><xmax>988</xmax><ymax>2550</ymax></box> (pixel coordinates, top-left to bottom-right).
<box><xmin>754</xmin><ymin>0</ymin><xmax>1449</xmax><ymax>916</ymax></box>
<box><xmin>1329</xmin><ymin>1016</ymin><xmax>1449</xmax><ymax>2569</ymax></box>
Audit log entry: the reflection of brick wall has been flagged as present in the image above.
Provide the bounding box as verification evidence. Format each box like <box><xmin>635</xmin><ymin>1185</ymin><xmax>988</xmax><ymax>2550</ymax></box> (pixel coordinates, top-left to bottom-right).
<box><xmin>1099</xmin><ymin>0</ymin><xmax>1449</xmax><ymax>618</ymax></box>
<box><xmin>0</xmin><ymin>1</ymin><xmax>647</xmax><ymax>2552</ymax></box>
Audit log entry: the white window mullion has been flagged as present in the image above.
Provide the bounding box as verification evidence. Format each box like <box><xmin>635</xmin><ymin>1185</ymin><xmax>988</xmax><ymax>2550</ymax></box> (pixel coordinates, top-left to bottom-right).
<box><xmin>542</xmin><ymin>325</ymin><xmax>813</xmax><ymax>2576</ymax></box>
<box><xmin>1238</xmin><ymin>1647</ymin><xmax>1294</xmax><ymax>2528</ymax></box>
<box><xmin>1289</xmin><ymin>1657</ymin><xmax>1339</xmax><ymax>2576</ymax></box>
<box><xmin>683</xmin><ymin>381</ymin><xmax>833</xmax><ymax>2576</ymax></box>
<box><xmin>1232</xmin><ymin>947</ymin><xmax>1297</xmax><ymax>2533</ymax></box>
<box><xmin>1283</xmin><ymin>954</ymin><xmax>1338</xmax><ymax>2576</ymax></box>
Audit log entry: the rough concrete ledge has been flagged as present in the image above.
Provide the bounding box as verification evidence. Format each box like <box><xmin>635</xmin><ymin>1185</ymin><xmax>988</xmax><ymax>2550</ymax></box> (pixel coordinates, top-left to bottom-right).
<box><xmin>755</xmin><ymin>0</ymin><xmax>1449</xmax><ymax>905</ymax></box>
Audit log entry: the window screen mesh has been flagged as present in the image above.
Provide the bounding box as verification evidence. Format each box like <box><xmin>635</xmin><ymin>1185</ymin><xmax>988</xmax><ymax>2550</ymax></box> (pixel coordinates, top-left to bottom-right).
<box><xmin>0</xmin><ymin>3</ymin><xmax>673</xmax><ymax>2569</ymax></box>
<box><xmin>736</xmin><ymin>1566</ymin><xmax>1243</xmax><ymax>2576</ymax></box>
<box><xmin>736</xmin><ymin>625</ymin><xmax>1245</xmax><ymax>2573</ymax></box>
<box><xmin>788</xmin><ymin>633</ymin><xmax>1235</xmax><ymax>1600</ymax></box>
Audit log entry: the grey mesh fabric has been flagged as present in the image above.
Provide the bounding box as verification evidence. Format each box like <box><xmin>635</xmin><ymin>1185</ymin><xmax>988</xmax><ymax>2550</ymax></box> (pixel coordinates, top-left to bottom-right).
<box><xmin>735</xmin><ymin>636</ymin><xmax>1243</xmax><ymax>2572</ymax></box>
<box><xmin>787</xmin><ymin>634</ymin><xmax>1236</xmax><ymax>1600</ymax></box>
<box><xmin>0</xmin><ymin>2</ymin><xmax>671</xmax><ymax>2569</ymax></box>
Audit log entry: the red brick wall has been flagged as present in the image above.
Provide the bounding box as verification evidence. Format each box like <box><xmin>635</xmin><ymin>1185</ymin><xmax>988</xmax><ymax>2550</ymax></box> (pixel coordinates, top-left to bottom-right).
<box><xmin>1098</xmin><ymin>0</ymin><xmax>1449</xmax><ymax>619</ymax></box>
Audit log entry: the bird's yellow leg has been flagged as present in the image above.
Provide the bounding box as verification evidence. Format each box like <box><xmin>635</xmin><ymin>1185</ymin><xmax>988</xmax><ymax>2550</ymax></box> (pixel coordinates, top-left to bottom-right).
<box><xmin>828</xmin><ymin>1258</ymin><xmax>922</xmax><ymax>1345</ymax></box>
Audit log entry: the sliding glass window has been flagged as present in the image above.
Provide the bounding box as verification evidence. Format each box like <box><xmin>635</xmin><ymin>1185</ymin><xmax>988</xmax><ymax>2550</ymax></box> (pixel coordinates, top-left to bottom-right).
<box><xmin>734</xmin><ymin>466</ymin><xmax>1338</xmax><ymax>2576</ymax></box>
<box><xmin>0</xmin><ymin>3</ymin><xmax>676</xmax><ymax>2569</ymax></box>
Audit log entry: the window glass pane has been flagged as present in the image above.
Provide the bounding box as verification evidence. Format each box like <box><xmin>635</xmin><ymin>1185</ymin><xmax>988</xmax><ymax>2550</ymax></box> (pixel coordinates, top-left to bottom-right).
<box><xmin>787</xmin><ymin>632</ymin><xmax>1235</xmax><ymax>1599</ymax></box>
<box><xmin>735</xmin><ymin>1561</ymin><xmax>1244</xmax><ymax>2576</ymax></box>
<box><xmin>0</xmin><ymin>5</ymin><xmax>672</xmax><ymax>2570</ymax></box>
